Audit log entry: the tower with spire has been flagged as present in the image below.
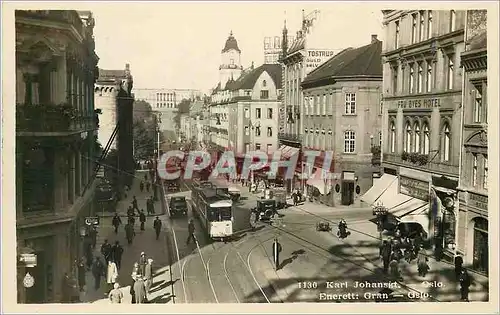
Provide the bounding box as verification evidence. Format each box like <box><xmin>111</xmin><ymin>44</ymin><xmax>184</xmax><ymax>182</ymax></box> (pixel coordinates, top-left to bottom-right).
<box><xmin>219</xmin><ymin>30</ymin><xmax>242</xmax><ymax>87</ymax></box>
<box><xmin>281</xmin><ymin>19</ymin><xmax>289</xmax><ymax>61</ymax></box>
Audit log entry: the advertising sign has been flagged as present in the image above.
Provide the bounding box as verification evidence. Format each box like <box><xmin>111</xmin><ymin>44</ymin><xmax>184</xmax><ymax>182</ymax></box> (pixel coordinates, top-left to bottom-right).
<box><xmin>305</xmin><ymin>49</ymin><xmax>336</xmax><ymax>74</ymax></box>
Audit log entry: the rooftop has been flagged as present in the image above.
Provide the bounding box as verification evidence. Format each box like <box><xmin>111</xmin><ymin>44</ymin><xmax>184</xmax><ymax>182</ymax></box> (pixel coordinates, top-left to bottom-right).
<box><xmin>228</xmin><ymin>63</ymin><xmax>282</xmax><ymax>90</ymax></box>
<box><xmin>222</xmin><ymin>31</ymin><xmax>241</xmax><ymax>53</ymax></box>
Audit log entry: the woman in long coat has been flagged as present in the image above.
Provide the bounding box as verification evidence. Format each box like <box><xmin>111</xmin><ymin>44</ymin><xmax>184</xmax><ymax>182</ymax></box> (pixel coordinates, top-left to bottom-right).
<box><xmin>106</xmin><ymin>260</ymin><xmax>119</xmax><ymax>292</ymax></box>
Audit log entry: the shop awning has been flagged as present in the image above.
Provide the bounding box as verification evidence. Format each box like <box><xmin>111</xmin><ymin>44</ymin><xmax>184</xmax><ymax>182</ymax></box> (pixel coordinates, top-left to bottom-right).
<box><xmin>373</xmin><ymin>178</ymin><xmax>412</xmax><ymax>209</ymax></box>
<box><xmin>399</xmin><ymin>210</ymin><xmax>430</xmax><ymax>236</ymax></box>
<box><xmin>361</xmin><ymin>174</ymin><xmax>398</xmax><ymax>205</ymax></box>
<box><xmin>306</xmin><ymin>169</ymin><xmax>331</xmax><ymax>194</ymax></box>
<box><xmin>390</xmin><ymin>198</ymin><xmax>428</xmax><ymax>217</ymax></box>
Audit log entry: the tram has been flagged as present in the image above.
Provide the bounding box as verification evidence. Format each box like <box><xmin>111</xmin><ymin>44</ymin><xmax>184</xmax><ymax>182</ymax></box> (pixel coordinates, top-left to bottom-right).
<box><xmin>191</xmin><ymin>186</ymin><xmax>234</xmax><ymax>241</ymax></box>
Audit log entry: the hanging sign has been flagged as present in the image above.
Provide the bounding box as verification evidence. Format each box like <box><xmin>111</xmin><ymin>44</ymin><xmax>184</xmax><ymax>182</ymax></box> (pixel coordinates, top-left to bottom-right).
<box><xmin>19</xmin><ymin>253</ymin><xmax>37</xmax><ymax>267</ymax></box>
<box><xmin>23</xmin><ymin>272</ymin><xmax>35</xmax><ymax>288</ymax></box>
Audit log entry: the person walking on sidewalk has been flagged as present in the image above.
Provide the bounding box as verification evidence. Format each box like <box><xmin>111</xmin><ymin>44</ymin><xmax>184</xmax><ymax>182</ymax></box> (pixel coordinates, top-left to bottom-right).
<box><xmin>139</xmin><ymin>210</ymin><xmax>146</xmax><ymax>231</ymax></box>
<box><xmin>153</xmin><ymin>216</ymin><xmax>162</xmax><ymax>240</ymax></box>
<box><xmin>416</xmin><ymin>248</ymin><xmax>430</xmax><ymax>277</ymax></box>
<box><xmin>112</xmin><ymin>213</ymin><xmax>122</xmax><ymax>234</ymax></box>
<box><xmin>101</xmin><ymin>240</ymin><xmax>112</xmax><ymax>265</ymax></box>
<box><xmin>146</xmin><ymin>181</ymin><xmax>151</xmax><ymax>192</ymax></box>
<box><xmin>186</xmin><ymin>219</ymin><xmax>196</xmax><ymax>245</ymax></box>
<box><xmin>77</xmin><ymin>258</ymin><xmax>86</xmax><ymax>292</ymax></box>
<box><xmin>455</xmin><ymin>255</ymin><xmax>464</xmax><ymax>280</ymax></box>
<box><xmin>125</xmin><ymin>223</ymin><xmax>135</xmax><ymax>245</ymax></box>
<box><xmin>106</xmin><ymin>260</ymin><xmax>119</xmax><ymax>294</ymax></box>
<box><xmin>150</xmin><ymin>196</ymin><xmax>156</xmax><ymax>214</ymax></box>
<box><xmin>389</xmin><ymin>258</ymin><xmax>403</xmax><ymax>281</ymax></box>
<box><xmin>108</xmin><ymin>283</ymin><xmax>124</xmax><ymax>303</ymax></box>
<box><xmin>379</xmin><ymin>240</ymin><xmax>392</xmax><ymax>274</ymax></box>
<box><xmin>132</xmin><ymin>196</ymin><xmax>139</xmax><ymax>214</ymax></box>
<box><xmin>139</xmin><ymin>252</ymin><xmax>147</xmax><ymax>276</ymax></box>
<box><xmin>144</xmin><ymin>259</ymin><xmax>153</xmax><ymax>295</ymax></box>
<box><xmin>91</xmin><ymin>257</ymin><xmax>105</xmax><ymax>290</ymax></box>
<box><xmin>139</xmin><ymin>181</ymin><xmax>144</xmax><ymax>193</ymax></box>
<box><xmin>112</xmin><ymin>241</ymin><xmax>124</xmax><ymax>270</ymax></box>
<box><xmin>459</xmin><ymin>268</ymin><xmax>472</xmax><ymax>301</ymax></box>
<box><xmin>272</xmin><ymin>237</ymin><xmax>282</xmax><ymax>271</ymax></box>
<box><xmin>133</xmin><ymin>276</ymin><xmax>147</xmax><ymax>304</ymax></box>
<box><xmin>89</xmin><ymin>226</ymin><xmax>98</xmax><ymax>249</ymax></box>
<box><xmin>127</xmin><ymin>206</ymin><xmax>134</xmax><ymax>217</ymax></box>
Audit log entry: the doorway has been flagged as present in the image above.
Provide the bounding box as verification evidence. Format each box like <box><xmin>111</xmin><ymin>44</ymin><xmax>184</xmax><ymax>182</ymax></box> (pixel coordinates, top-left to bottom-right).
<box><xmin>341</xmin><ymin>181</ymin><xmax>354</xmax><ymax>205</ymax></box>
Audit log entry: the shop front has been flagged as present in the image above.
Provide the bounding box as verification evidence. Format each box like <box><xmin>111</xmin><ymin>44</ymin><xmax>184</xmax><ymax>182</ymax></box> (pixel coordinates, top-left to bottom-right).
<box><xmin>462</xmin><ymin>191</ymin><xmax>488</xmax><ymax>275</ymax></box>
<box><xmin>275</xmin><ymin>145</ymin><xmax>301</xmax><ymax>194</ymax></box>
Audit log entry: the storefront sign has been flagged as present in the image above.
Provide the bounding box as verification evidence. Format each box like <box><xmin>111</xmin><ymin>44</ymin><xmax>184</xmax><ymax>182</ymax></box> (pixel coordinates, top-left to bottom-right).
<box><xmin>19</xmin><ymin>253</ymin><xmax>37</xmax><ymax>267</ymax></box>
<box><xmin>469</xmin><ymin>193</ymin><xmax>488</xmax><ymax>210</ymax></box>
<box><xmin>397</xmin><ymin>98</ymin><xmax>441</xmax><ymax>109</ymax></box>
<box><xmin>306</xmin><ymin>49</ymin><xmax>336</xmax><ymax>73</ymax></box>
<box><xmin>400</xmin><ymin>176</ymin><xmax>429</xmax><ymax>201</ymax></box>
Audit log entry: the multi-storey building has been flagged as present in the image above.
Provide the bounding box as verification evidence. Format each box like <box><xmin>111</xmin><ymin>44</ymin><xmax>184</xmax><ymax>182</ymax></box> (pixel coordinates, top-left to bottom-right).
<box><xmin>15</xmin><ymin>10</ymin><xmax>99</xmax><ymax>303</ymax></box>
<box><xmin>264</xmin><ymin>34</ymin><xmax>294</xmax><ymax>64</ymax></box>
<box><xmin>94</xmin><ymin>65</ymin><xmax>131</xmax><ymax>150</ymax></box>
<box><xmin>302</xmin><ymin>35</ymin><xmax>383</xmax><ymax>206</ymax></box>
<box><xmin>279</xmin><ymin>10</ymin><xmax>344</xmax><ymax>193</ymax></box>
<box><xmin>370</xmin><ymin>10</ymin><xmax>466</xmax><ymax>262</ymax></box>
<box><xmin>456</xmin><ymin>10</ymin><xmax>488</xmax><ymax>275</ymax></box>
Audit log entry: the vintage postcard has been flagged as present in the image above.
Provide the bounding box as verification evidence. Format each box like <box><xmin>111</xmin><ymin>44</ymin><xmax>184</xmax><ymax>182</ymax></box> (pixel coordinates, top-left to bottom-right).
<box><xmin>1</xmin><ymin>1</ymin><xmax>498</xmax><ymax>314</ymax></box>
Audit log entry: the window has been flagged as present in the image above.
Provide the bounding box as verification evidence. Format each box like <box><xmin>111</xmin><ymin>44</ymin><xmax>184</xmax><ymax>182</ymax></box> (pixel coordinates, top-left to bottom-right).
<box><xmin>405</xmin><ymin>122</ymin><xmax>412</xmax><ymax>152</ymax></box>
<box><xmin>417</xmin><ymin>64</ymin><xmax>423</xmax><ymax>93</ymax></box>
<box><xmin>450</xmin><ymin>10</ymin><xmax>456</xmax><ymax>32</ymax></box>
<box><xmin>267</xmin><ymin>127</ymin><xmax>272</xmax><ymax>137</ymax></box>
<box><xmin>390</xmin><ymin>122</ymin><xmax>396</xmax><ymax>153</ymax></box>
<box><xmin>427</xmin><ymin>11</ymin><xmax>433</xmax><ymax>39</ymax></box>
<box><xmin>474</xmin><ymin>91</ymin><xmax>483</xmax><ymax>123</ymax></box>
<box><xmin>483</xmin><ymin>155</ymin><xmax>488</xmax><ymax>189</ymax></box>
<box><xmin>255</xmin><ymin>126</ymin><xmax>261</xmax><ymax>136</ymax></box>
<box><xmin>316</xmin><ymin>95</ymin><xmax>320</xmax><ymax>115</ymax></box>
<box><xmin>409</xmin><ymin>64</ymin><xmax>415</xmax><ymax>93</ymax></box>
<box><xmin>423</xmin><ymin>123</ymin><xmax>430</xmax><ymax>154</ymax></box>
<box><xmin>262</xmin><ymin>80</ymin><xmax>267</xmax><ymax>87</ymax></box>
<box><xmin>230</xmin><ymin>59</ymin><xmax>235</xmax><ymax>65</ymax></box>
<box><xmin>392</xmin><ymin>66</ymin><xmax>398</xmax><ymax>94</ymax></box>
<box><xmin>379</xmin><ymin>131</ymin><xmax>383</xmax><ymax>147</ymax></box>
<box><xmin>322</xmin><ymin>95</ymin><xmax>326</xmax><ymax>115</ymax></box>
<box><xmin>267</xmin><ymin>108</ymin><xmax>273</xmax><ymax>119</ymax></box>
<box><xmin>448</xmin><ymin>56</ymin><xmax>454</xmax><ymax>90</ymax></box>
<box><xmin>344</xmin><ymin>130</ymin><xmax>356</xmax><ymax>153</ymax></box>
<box><xmin>395</xmin><ymin>21</ymin><xmax>400</xmax><ymax>49</ymax></box>
<box><xmin>245</xmin><ymin>126</ymin><xmax>249</xmax><ymax>136</ymax></box>
<box><xmin>414</xmin><ymin>123</ymin><xmax>421</xmax><ymax>153</ymax></box>
<box><xmin>345</xmin><ymin>93</ymin><xmax>356</xmax><ymax>114</ymax></box>
<box><xmin>255</xmin><ymin>143</ymin><xmax>261</xmax><ymax>150</ymax></box>
<box><xmin>442</xmin><ymin>123</ymin><xmax>451</xmax><ymax>161</ymax></box>
<box><xmin>260</xmin><ymin>90</ymin><xmax>269</xmax><ymax>99</ymax></box>
<box><xmin>426</xmin><ymin>62</ymin><xmax>433</xmax><ymax>92</ymax></box>
<box><xmin>256</xmin><ymin>108</ymin><xmax>261</xmax><ymax>118</ymax></box>
<box><xmin>244</xmin><ymin>108</ymin><xmax>249</xmax><ymax>118</ymax></box>
<box><xmin>472</xmin><ymin>154</ymin><xmax>478</xmax><ymax>187</ymax></box>
<box><xmin>267</xmin><ymin>144</ymin><xmax>273</xmax><ymax>154</ymax></box>
<box><xmin>411</xmin><ymin>13</ymin><xmax>417</xmax><ymax>44</ymax></box>
<box><xmin>419</xmin><ymin>11</ymin><xmax>425</xmax><ymax>42</ymax></box>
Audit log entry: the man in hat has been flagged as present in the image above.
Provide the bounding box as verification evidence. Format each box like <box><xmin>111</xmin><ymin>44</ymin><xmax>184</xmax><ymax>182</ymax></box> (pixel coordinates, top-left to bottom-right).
<box><xmin>144</xmin><ymin>258</ymin><xmax>154</xmax><ymax>295</ymax></box>
<box><xmin>153</xmin><ymin>216</ymin><xmax>162</xmax><ymax>240</ymax></box>
<box><xmin>139</xmin><ymin>252</ymin><xmax>147</xmax><ymax>276</ymax></box>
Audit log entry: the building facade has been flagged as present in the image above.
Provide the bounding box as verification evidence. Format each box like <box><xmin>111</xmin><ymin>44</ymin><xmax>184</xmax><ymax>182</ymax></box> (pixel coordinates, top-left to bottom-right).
<box><xmin>15</xmin><ymin>10</ymin><xmax>99</xmax><ymax>303</ymax></box>
<box><xmin>302</xmin><ymin>35</ymin><xmax>383</xmax><ymax>207</ymax></box>
<box><xmin>373</xmin><ymin>10</ymin><xmax>466</xmax><ymax>262</ymax></box>
<box><xmin>456</xmin><ymin>10</ymin><xmax>488</xmax><ymax>275</ymax></box>
<box><xmin>264</xmin><ymin>34</ymin><xmax>294</xmax><ymax>64</ymax></box>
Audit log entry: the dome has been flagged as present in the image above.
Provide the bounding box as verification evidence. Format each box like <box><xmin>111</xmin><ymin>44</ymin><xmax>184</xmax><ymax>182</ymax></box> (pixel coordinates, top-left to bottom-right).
<box><xmin>222</xmin><ymin>31</ymin><xmax>241</xmax><ymax>53</ymax></box>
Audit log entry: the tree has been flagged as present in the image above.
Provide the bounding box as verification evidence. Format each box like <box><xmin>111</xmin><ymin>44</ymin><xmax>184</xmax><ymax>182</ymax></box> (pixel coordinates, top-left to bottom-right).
<box><xmin>133</xmin><ymin>100</ymin><xmax>153</xmax><ymax>123</ymax></box>
<box><xmin>173</xmin><ymin>98</ymin><xmax>191</xmax><ymax>129</ymax></box>
<box><xmin>133</xmin><ymin>120</ymin><xmax>156</xmax><ymax>160</ymax></box>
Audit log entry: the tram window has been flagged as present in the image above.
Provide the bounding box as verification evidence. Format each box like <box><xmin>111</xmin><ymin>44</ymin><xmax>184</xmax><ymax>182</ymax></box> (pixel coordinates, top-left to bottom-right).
<box><xmin>208</xmin><ymin>209</ymin><xmax>218</xmax><ymax>221</ymax></box>
<box><xmin>219</xmin><ymin>207</ymin><xmax>232</xmax><ymax>220</ymax></box>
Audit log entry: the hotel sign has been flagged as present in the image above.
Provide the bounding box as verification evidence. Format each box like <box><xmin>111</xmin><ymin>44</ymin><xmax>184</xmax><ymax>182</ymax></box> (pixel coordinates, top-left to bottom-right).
<box><xmin>398</xmin><ymin>98</ymin><xmax>441</xmax><ymax>109</ymax></box>
<box><xmin>469</xmin><ymin>193</ymin><xmax>488</xmax><ymax>210</ymax></box>
<box><xmin>400</xmin><ymin>176</ymin><xmax>429</xmax><ymax>201</ymax></box>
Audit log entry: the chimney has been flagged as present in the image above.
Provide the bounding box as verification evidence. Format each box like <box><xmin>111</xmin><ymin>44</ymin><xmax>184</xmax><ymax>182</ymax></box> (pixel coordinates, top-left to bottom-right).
<box><xmin>371</xmin><ymin>34</ymin><xmax>378</xmax><ymax>43</ymax></box>
<box><xmin>125</xmin><ymin>63</ymin><xmax>130</xmax><ymax>70</ymax></box>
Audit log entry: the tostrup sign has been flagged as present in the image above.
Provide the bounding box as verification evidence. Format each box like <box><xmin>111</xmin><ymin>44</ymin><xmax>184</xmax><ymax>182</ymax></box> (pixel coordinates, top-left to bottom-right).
<box><xmin>305</xmin><ymin>49</ymin><xmax>336</xmax><ymax>73</ymax></box>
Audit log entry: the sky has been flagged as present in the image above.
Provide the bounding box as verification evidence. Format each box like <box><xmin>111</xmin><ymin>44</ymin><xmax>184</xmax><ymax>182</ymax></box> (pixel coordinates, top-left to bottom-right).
<box><xmin>91</xmin><ymin>2</ymin><xmax>383</xmax><ymax>95</ymax></box>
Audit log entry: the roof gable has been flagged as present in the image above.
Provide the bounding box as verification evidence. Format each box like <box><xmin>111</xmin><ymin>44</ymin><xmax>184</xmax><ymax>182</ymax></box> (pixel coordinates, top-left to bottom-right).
<box><xmin>232</xmin><ymin>64</ymin><xmax>282</xmax><ymax>90</ymax></box>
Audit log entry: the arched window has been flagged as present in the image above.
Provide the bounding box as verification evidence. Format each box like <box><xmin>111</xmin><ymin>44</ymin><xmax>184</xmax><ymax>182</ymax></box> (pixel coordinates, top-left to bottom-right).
<box><xmin>390</xmin><ymin>122</ymin><xmax>396</xmax><ymax>153</ymax></box>
<box><xmin>405</xmin><ymin>122</ymin><xmax>412</xmax><ymax>152</ymax></box>
<box><xmin>344</xmin><ymin>130</ymin><xmax>356</xmax><ymax>153</ymax></box>
<box><xmin>442</xmin><ymin>123</ymin><xmax>451</xmax><ymax>161</ymax></box>
<box><xmin>262</xmin><ymin>80</ymin><xmax>267</xmax><ymax>87</ymax></box>
<box><xmin>414</xmin><ymin>122</ymin><xmax>421</xmax><ymax>153</ymax></box>
<box><xmin>423</xmin><ymin>123</ymin><xmax>430</xmax><ymax>154</ymax></box>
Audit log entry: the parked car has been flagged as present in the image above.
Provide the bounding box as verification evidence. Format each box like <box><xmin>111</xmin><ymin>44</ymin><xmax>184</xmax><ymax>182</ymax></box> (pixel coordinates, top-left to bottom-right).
<box><xmin>169</xmin><ymin>196</ymin><xmax>188</xmax><ymax>217</ymax></box>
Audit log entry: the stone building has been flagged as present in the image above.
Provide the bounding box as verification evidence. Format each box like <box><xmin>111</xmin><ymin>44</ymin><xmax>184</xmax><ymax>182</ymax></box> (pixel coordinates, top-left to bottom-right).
<box><xmin>15</xmin><ymin>10</ymin><xmax>99</xmax><ymax>303</ymax></box>
<box><xmin>456</xmin><ymin>9</ymin><xmax>488</xmax><ymax>275</ymax></box>
<box><xmin>302</xmin><ymin>35</ymin><xmax>383</xmax><ymax>206</ymax></box>
<box><xmin>366</xmin><ymin>10</ymin><xmax>466</xmax><ymax>262</ymax></box>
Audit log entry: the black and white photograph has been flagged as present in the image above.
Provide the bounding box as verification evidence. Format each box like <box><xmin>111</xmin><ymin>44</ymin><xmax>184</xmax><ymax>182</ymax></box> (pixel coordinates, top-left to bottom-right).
<box><xmin>2</xmin><ymin>1</ymin><xmax>498</xmax><ymax>313</ymax></box>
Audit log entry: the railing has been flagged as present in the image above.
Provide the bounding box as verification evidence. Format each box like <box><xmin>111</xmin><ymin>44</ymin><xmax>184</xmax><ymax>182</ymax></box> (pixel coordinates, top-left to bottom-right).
<box><xmin>383</xmin><ymin>153</ymin><xmax>459</xmax><ymax>176</ymax></box>
<box><xmin>16</xmin><ymin>104</ymin><xmax>96</xmax><ymax>133</ymax></box>
<box><xmin>278</xmin><ymin>132</ymin><xmax>302</xmax><ymax>142</ymax></box>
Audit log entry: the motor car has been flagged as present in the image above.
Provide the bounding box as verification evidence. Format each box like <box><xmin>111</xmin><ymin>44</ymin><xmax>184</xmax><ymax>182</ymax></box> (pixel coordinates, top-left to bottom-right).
<box><xmin>169</xmin><ymin>196</ymin><xmax>188</xmax><ymax>217</ymax></box>
<box><xmin>253</xmin><ymin>199</ymin><xmax>277</xmax><ymax>221</ymax></box>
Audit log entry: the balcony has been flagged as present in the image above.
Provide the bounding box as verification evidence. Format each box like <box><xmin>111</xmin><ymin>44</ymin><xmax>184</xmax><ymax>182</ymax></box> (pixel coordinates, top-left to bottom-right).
<box><xmin>383</xmin><ymin>153</ymin><xmax>459</xmax><ymax>177</ymax></box>
<box><xmin>278</xmin><ymin>132</ymin><xmax>302</xmax><ymax>143</ymax></box>
<box><xmin>16</xmin><ymin>104</ymin><xmax>96</xmax><ymax>135</ymax></box>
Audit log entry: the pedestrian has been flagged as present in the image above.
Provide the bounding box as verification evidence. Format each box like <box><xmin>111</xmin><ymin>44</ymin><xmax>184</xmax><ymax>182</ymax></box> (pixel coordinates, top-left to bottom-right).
<box><xmin>413</xmin><ymin>232</ymin><xmax>423</xmax><ymax>255</ymax></box>
<box><xmin>106</xmin><ymin>260</ymin><xmax>119</xmax><ymax>293</ymax></box>
<box><xmin>125</xmin><ymin>223</ymin><xmax>135</xmax><ymax>245</ymax></box>
<box><xmin>186</xmin><ymin>219</ymin><xmax>196</xmax><ymax>245</ymax></box>
<box><xmin>91</xmin><ymin>257</ymin><xmax>105</xmax><ymax>290</ymax></box>
<box><xmin>459</xmin><ymin>268</ymin><xmax>472</xmax><ymax>301</ymax></box>
<box><xmin>139</xmin><ymin>210</ymin><xmax>146</xmax><ymax>231</ymax></box>
<box><xmin>112</xmin><ymin>241</ymin><xmax>124</xmax><ymax>270</ymax></box>
<box><xmin>139</xmin><ymin>252</ymin><xmax>147</xmax><ymax>276</ymax></box>
<box><xmin>108</xmin><ymin>283</ymin><xmax>123</xmax><ymax>303</ymax></box>
<box><xmin>133</xmin><ymin>276</ymin><xmax>147</xmax><ymax>304</ymax></box>
<box><xmin>144</xmin><ymin>173</ymin><xmax>148</xmax><ymax>181</ymax></box>
<box><xmin>146</xmin><ymin>181</ymin><xmax>151</xmax><ymax>192</ymax></box>
<box><xmin>272</xmin><ymin>237</ymin><xmax>282</xmax><ymax>270</ymax></box>
<box><xmin>100</xmin><ymin>239</ymin><xmax>112</xmax><ymax>265</ymax></box>
<box><xmin>389</xmin><ymin>258</ymin><xmax>402</xmax><ymax>281</ymax></box>
<box><xmin>144</xmin><ymin>258</ymin><xmax>153</xmax><ymax>295</ymax></box>
<box><xmin>112</xmin><ymin>213</ymin><xmax>122</xmax><ymax>234</ymax></box>
<box><xmin>77</xmin><ymin>258</ymin><xmax>86</xmax><ymax>292</ymax></box>
<box><xmin>455</xmin><ymin>255</ymin><xmax>464</xmax><ymax>281</ymax></box>
<box><xmin>416</xmin><ymin>248</ymin><xmax>430</xmax><ymax>277</ymax></box>
<box><xmin>131</xmin><ymin>262</ymin><xmax>140</xmax><ymax>279</ymax></box>
<box><xmin>130</xmin><ymin>278</ymin><xmax>137</xmax><ymax>304</ymax></box>
<box><xmin>379</xmin><ymin>240</ymin><xmax>391</xmax><ymax>274</ymax></box>
<box><xmin>132</xmin><ymin>196</ymin><xmax>139</xmax><ymax>214</ymax></box>
<box><xmin>153</xmin><ymin>216</ymin><xmax>162</xmax><ymax>240</ymax></box>
<box><xmin>150</xmin><ymin>197</ymin><xmax>156</xmax><ymax>214</ymax></box>
<box><xmin>249</xmin><ymin>211</ymin><xmax>257</xmax><ymax>231</ymax></box>
<box><xmin>127</xmin><ymin>206</ymin><xmax>135</xmax><ymax>217</ymax></box>
<box><xmin>89</xmin><ymin>226</ymin><xmax>98</xmax><ymax>249</ymax></box>
<box><xmin>140</xmin><ymin>181</ymin><xmax>144</xmax><ymax>192</ymax></box>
